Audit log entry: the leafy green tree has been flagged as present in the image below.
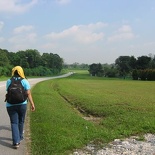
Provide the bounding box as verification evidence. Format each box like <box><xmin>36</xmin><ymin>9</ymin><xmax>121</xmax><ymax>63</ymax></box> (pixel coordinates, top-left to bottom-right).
<box><xmin>15</xmin><ymin>50</ymin><xmax>27</xmax><ymax>67</ymax></box>
<box><xmin>53</xmin><ymin>54</ymin><xmax>63</xmax><ymax>73</ymax></box>
<box><xmin>149</xmin><ymin>54</ymin><xmax>155</xmax><ymax>69</ymax></box>
<box><xmin>20</xmin><ymin>57</ymin><xmax>29</xmax><ymax>68</ymax></box>
<box><xmin>80</xmin><ymin>63</ymin><xmax>89</xmax><ymax>69</ymax></box>
<box><xmin>25</xmin><ymin>49</ymin><xmax>41</xmax><ymax>68</ymax></box>
<box><xmin>0</xmin><ymin>48</ymin><xmax>64</xmax><ymax>76</ymax></box>
<box><xmin>115</xmin><ymin>56</ymin><xmax>131</xmax><ymax>78</ymax></box>
<box><xmin>7</xmin><ymin>52</ymin><xmax>20</xmax><ymax>67</ymax></box>
<box><xmin>64</xmin><ymin>63</ymin><xmax>89</xmax><ymax>70</ymax></box>
<box><xmin>89</xmin><ymin>63</ymin><xmax>104</xmax><ymax>76</ymax></box>
<box><xmin>89</xmin><ymin>63</ymin><xmax>98</xmax><ymax>76</ymax></box>
<box><xmin>103</xmin><ymin>64</ymin><xmax>118</xmax><ymax>77</ymax></box>
<box><xmin>41</xmin><ymin>53</ymin><xmax>63</xmax><ymax>74</ymax></box>
<box><xmin>136</xmin><ymin>56</ymin><xmax>151</xmax><ymax>69</ymax></box>
<box><xmin>0</xmin><ymin>49</ymin><xmax>10</xmax><ymax>67</ymax></box>
<box><xmin>129</xmin><ymin>56</ymin><xmax>137</xmax><ymax>69</ymax></box>
<box><xmin>41</xmin><ymin>53</ymin><xmax>51</xmax><ymax>67</ymax></box>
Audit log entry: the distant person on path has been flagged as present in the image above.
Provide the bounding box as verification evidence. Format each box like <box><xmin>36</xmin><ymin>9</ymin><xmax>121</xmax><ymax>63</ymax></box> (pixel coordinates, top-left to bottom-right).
<box><xmin>5</xmin><ymin>66</ymin><xmax>35</xmax><ymax>149</ymax></box>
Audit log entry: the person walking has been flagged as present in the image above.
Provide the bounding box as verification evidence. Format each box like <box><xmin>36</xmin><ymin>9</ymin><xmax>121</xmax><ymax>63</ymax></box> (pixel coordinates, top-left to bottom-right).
<box><xmin>5</xmin><ymin>66</ymin><xmax>35</xmax><ymax>149</ymax></box>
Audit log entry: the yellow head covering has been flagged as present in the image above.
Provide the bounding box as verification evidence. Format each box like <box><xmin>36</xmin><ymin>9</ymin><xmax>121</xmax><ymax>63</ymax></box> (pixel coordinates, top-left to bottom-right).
<box><xmin>12</xmin><ymin>66</ymin><xmax>26</xmax><ymax>79</ymax></box>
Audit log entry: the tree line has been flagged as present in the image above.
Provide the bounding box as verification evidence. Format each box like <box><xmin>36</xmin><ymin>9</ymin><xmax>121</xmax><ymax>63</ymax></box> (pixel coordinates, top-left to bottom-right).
<box><xmin>1</xmin><ymin>47</ymin><xmax>155</xmax><ymax>80</ymax></box>
<box><xmin>88</xmin><ymin>55</ymin><xmax>155</xmax><ymax>80</ymax></box>
<box><xmin>0</xmin><ymin>48</ymin><xmax>63</xmax><ymax>76</ymax></box>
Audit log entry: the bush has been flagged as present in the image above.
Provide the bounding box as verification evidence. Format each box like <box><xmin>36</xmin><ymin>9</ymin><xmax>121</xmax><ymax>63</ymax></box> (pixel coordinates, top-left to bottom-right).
<box><xmin>132</xmin><ymin>69</ymin><xmax>155</xmax><ymax>81</ymax></box>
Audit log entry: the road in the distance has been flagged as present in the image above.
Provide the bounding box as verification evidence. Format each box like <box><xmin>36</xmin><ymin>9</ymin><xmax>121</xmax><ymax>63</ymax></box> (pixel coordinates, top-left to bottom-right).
<box><xmin>0</xmin><ymin>72</ymin><xmax>73</xmax><ymax>155</ymax></box>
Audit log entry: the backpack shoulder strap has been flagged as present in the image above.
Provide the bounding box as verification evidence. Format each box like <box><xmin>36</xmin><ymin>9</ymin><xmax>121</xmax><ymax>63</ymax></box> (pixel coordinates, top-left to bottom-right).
<box><xmin>9</xmin><ymin>77</ymin><xmax>15</xmax><ymax>86</ymax></box>
<box><xmin>10</xmin><ymin>77</ymin><xmax>23</xmax><ymax>82</ymax></box>
<box><xmin>9</xmin><ymin>77</ymin><xmax>23</xmax><ymax>88</ymax></box>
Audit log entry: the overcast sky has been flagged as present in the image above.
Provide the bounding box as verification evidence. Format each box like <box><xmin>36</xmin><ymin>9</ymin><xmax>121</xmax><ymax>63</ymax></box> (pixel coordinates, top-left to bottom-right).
<box><xmin>0</xmin><ymin>0</ymin><xmax>155</xmax><ymax>64</ymax></box>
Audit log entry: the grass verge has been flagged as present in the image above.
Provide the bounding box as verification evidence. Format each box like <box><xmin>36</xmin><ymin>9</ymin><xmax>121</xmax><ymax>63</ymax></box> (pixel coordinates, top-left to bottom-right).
<box><xmin>30</xmin><ymin>71</ymin><xmax>155</xmax><ymax>154</ymax></box>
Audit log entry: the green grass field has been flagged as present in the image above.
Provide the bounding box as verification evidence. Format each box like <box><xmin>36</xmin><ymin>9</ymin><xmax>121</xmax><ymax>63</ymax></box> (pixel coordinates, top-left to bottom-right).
<box><xmin>29</xmin><ymin>71</ymin><xmax>155</xmax><ymax>155</ymax></box>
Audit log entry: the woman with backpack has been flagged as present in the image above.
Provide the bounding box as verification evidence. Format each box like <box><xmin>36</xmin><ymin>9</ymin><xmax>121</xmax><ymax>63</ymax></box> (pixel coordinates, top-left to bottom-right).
<box><xmin>5</xmin><ymin>66</ymin><xmax>35</xmax><ymax>149</ymax></box>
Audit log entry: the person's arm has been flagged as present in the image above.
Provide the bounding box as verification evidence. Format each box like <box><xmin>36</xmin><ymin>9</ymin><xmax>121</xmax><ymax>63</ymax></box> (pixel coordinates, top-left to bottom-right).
<box><xmin>27</xmin><ymin>90</ymin><xmax>35</xmax><ymax>111</ymax></box>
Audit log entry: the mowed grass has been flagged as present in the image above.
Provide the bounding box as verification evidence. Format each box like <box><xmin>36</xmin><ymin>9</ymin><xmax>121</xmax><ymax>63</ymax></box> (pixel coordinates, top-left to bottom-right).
<box><xmin>30</xmin><ymin>71</ymin><xmax>155</xmax><ymax>155</ymax></box>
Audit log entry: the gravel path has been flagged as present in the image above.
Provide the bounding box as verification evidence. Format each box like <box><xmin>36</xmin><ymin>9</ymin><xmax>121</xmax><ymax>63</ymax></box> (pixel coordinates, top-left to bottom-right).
<box><xmin>73</xmin><ymin>133</ymin><xmax>155</xmax><ymax>155</ymax></box>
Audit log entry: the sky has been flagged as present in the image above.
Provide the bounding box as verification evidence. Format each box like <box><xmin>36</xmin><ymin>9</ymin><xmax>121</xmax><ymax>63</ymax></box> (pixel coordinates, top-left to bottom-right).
<box><xmin>0</xmin><ymin>0</ymin><xmax>155</xmax><ymax>64</ymax></box>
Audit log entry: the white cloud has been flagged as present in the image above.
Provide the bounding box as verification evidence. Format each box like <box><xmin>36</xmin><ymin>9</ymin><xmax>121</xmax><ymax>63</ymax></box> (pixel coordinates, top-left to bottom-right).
<box><xmin>9</xmin><ymin>24</ymin><xmax>37</xmax><ymax>50</ymax></box>
<box><xmin>41</xmin><ymin>42</ymin><xmax>58</xmax><ymax>49</ymax></box>
<box><xmin>9</xmin><ymin>32</ymin><xmax>37</xmax><ymax>44</ymax></box>
<box><xmin>45</xmin><ymin>22</ymin><xmax>107</xmax><ymax>44</ymax></box>
<box><xmin>87</xmin><ymin>22</ymin><xmax>108</xmax><ymax>30</ymax></box>
<box><xmin>118</xmin><ymin>25</ymin><xmax>132</xmax><ymax>33</ymax></box>
<box><xmin>13</xmin><ymin>25</ymin><xmax>34</xmax><ymax>34</ymax></box>
<box><xmin>0</xmin><ymin>0</ymin><xmax>38</xmax><ymax>13</ymax></box>
<box><xmin>56</xmin><ymin>0</ymin><xmax>71</xmax><ymax>5</ymax></box>
<box><xmin>108</xmin><ymin>25</ymin><xmax>135</xmax><ymax>42</ymax></box>
<box><xmin>0</xmin><ymin>21</ymin><xmax>4</xmax><ymax>31</ymax></box>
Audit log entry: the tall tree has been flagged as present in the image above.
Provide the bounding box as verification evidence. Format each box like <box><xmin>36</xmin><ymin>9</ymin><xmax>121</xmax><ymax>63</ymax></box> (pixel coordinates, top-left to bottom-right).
<box><xmin>89</xmin><ymin>63</ymin><xmax>104</xmax><ymax>76</ymax></box>
<box><xmin>53</xmin><ymin>54</ymin><xmax>63</xmax><ymax>72</ymax></box>
<box><xmin>129</xmin><ymin>56</ymin><xmax>137</xmax><ymax>69</ymax></box>
<box><xmin>115</xmin><ymin>56</ymin><xmax>131</xmax><ymax>77</ymax></box>
<box><xmin>25</xmin><ymin>49</ymin><xmax>41</xmax><ymax>68</ymax></box>
<box><xmin>7</xmin><ymin>52</ymin><xmax>20</xmax><ymax>67</ymax></box>
<box><xmin>148</xmin><ymin>54</ymin><xmax>155</xmax><ymax>69</ymax></box>
<box><xmin>0</xmin><ymin>49</ymin><xmax>10</xmax><ymax>66</ymax></box>
<box><xmin>136</xmin><ymin>56</ymin><xmax>151</xmax><ymax>69</ymax></box>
